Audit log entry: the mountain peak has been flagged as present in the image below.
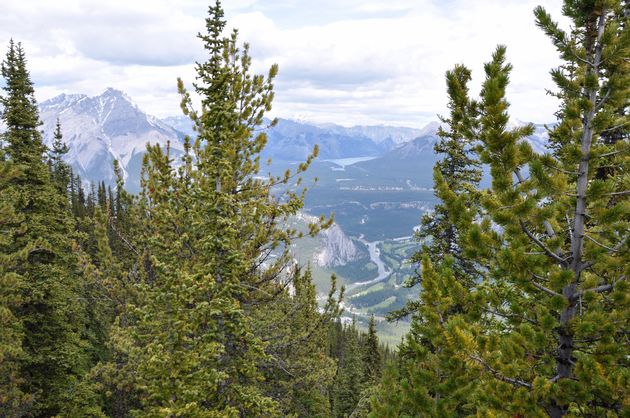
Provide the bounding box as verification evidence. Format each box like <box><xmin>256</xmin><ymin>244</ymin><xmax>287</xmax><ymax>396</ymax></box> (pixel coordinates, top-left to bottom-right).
<box><xmin>40</xmin><ymin>93</ymin><xmax>88</xmax><ymax>109</ymax></box>
<box><xmin>100</xmin><ymin>87</ymin><xmax>133</xmax><ymax>102</ymax></box>
<box><xmin>37</xmin><ymin>88</ymin><xmax>184</xmax><ymax>191</ymax></box>
<box><xmin>418</xmin><ymin>121</ymin><xmax>441</xmax><ymax>136</ymax></box>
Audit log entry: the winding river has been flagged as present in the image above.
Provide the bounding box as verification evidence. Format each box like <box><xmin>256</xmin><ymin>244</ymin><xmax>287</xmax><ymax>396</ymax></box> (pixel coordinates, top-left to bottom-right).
<box><xmin>348</xmin><ymin>235</ymin><xmax>392</xmax><ymax>289</ymax></box>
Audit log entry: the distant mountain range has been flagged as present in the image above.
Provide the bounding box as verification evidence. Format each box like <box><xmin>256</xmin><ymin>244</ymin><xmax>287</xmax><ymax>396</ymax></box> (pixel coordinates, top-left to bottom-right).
<box><xmin>22</xmin><ymin>88</ymin><xmax>549</xmax><ymax>190</ymax></box>
<box><xmin>39</xmin><ymin>88</ymin><xmax>185</xmax><ymax>191</ymax></box>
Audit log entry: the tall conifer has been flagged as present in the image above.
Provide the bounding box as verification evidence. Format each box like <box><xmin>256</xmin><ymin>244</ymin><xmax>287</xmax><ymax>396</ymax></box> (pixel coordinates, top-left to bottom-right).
<box><xmin>49</xmin><ymin>118</ymin><xmax>70</xmax><ymax>194</ymax></box>
<box><xmin>99</xmin><ymin>1</ymin><xmax>328</xmax><ymax>415</ymax></box>
<box><xmin>0</xmin><ymin>40</ymin><xmax>88</xmax><ymax>417</ymax></box>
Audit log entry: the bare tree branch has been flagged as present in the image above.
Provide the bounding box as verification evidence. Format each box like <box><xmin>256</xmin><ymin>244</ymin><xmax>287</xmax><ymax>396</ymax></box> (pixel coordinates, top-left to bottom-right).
<box><xmin>531</xmin><ymin>280</ymin><xmax>563</xmax><ymax>298</ymax></box>
<box><xmin>584</xmin><ymin>233</ymin><xmax>628</xmax><ymax>253</ymax></box>
<box><xmin>470</xmin><ymin>354</ymin><xmax>532</xmax><ymax>389</ymax></box>
<box><xmin>520</xmin><ymin>221</ymin><xmax>567</xmax><ymax>265</ymax></box>
<box><xmin>573</xmin><ymin>275</ymin><xmax>627</xmax><ymax>300</ymax></box>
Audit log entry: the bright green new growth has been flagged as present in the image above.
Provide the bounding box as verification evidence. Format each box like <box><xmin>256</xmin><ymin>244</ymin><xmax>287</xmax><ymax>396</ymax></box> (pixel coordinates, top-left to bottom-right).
<box><xmin>373</xmin><ymin>63</ymin><xmax>483</xmax><ymax>417</ymax></box>
<box><xmin>96</xmin><ymin>1</ymin><xmax>338</xmax><ymax>416</ymax></box>
<box><xmin>375</xmin><ymin>1</ymin><xmax>628</xmax><ymax>416</ymax></box>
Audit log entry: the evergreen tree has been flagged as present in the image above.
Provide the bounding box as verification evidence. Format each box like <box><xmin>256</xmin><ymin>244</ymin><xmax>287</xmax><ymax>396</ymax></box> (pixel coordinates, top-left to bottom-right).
<box><xmin>332</xmin><ymin>321</ymin><xmax>365</xmax><ymax>417</ymax></box>
<box><xmin>0</xmin><ymin>148</ymin><xmax>33</xmax><ymax>415</ymax></box>
<box><xmin>256</xmin><ymin>269</ymin><xmax>342</xmax><ymax>417</ymax></box>
<box><xmin>0</xmin><ymin>40</ymin><xmax>89</xmax><ymax>417</ymax></box>
<box><xmin>48</xmin><ymin>118</ymin><xmax>70</xmax><ymax>194</ymax></box>
<box><xmin>362</xmin><ymin>316</ymin><xmax>382</xmax><ymax>384</ymax></box>
<box><xmin>413</xmin><ymin>64</ymin><xmax>482</xmax><ymax>285</ymax></box>
<box><xmin>458</xmin><ymin>0</ymin><xmax>630</xmax><ymax>409</ymax></box>
<box><xmin>377</xmin><ymin>2</ymin><xmax>628</xmax><ymax>416</ymax></box>
<box><xmin>456</xmin><ymin>1</ymin><xmax>630</xmax><ymax>408</ymax></box>
<box><xmin>436</xmin><ymin>4</ymin><xmax>628</xmax><ymax>414</ymax></box>
<box><xmin>376</xmin><ymin>64</ymin><xmax>483</xmax><ymax>417</ymax></box>
<box><xmin>97</xmin><ymin>1</ymin><xmax>328</xmax><ymax>415</ymax></box>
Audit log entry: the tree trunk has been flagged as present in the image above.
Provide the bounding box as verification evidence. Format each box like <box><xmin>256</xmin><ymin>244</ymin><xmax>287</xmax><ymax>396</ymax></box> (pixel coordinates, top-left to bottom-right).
<box><xmin>551</xmin><ymin>11</ymin><xmax>607</xmax><ymax>417</ymax></box>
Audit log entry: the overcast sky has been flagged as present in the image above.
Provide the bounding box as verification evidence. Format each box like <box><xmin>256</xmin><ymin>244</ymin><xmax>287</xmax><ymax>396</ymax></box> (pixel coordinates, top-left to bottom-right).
<box><xmin>0</xmin><ymin>0</ymin><xmax>566</xmax><ymax>128</ymax></box>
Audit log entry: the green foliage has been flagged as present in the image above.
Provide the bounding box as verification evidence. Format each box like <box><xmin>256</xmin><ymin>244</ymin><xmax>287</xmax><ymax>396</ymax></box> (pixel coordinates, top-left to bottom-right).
<box><xmin>376</xmin><ymin>1</ymin><xmax>629</xmax><ymax>417</ymax></box>
<box><xmin>332</xmin><ymin>320</ymin><xmax>365</xmax><ymax>417</ymax></box>
<box><xmin>377</xmin><ymin>59</ymin><xmax>484</xmax><ymax>417</ymax></box>
<box><xmin>48</xmin><ymin>118</ymin><xmax>71</xmax><ymax>194</ymax></box>
<box><xmin>0</xmin><ymin>148</ymin><xmax>32</xmax><ymax>415</ymax></box>
<box><xmin>256</xmin><ymin>269</ymin><xmax>342</xmax><ymax>417</ymax></box>
<box><xmin>90</xmin><ymin>2</ymin><xmax>340</xmax><ymax>416</ymax></box>
<box><xmin>363</xmin><ymin>316</ymin><xmax>382</xmax><ymax>384</ymax></box>
<box><xmin>0</xmin><ymin>40</ymin><xmax>90</xmax><ymax>417</ymax></box>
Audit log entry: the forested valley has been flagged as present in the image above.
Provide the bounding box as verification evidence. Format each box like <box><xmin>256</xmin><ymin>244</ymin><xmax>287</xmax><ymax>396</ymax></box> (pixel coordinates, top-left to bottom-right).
<box><xmin>0</xmin><ymin>0</ymin><xmax>628</xmax><ymax>417</ymax></box>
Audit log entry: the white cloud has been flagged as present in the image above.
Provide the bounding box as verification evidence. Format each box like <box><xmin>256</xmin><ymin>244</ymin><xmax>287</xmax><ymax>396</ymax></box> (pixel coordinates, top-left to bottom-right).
<box><xmin>0</xmin><ymin>0</ymin><xmax>566</xmax><ymax>126</ymax></box>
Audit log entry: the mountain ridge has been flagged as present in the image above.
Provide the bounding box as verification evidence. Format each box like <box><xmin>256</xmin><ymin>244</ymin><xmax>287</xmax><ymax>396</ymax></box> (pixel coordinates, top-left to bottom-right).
<box><xmin>1</xmin><ymin>88</ymin><xmax>550</xmax><ymax>191</ymax></box>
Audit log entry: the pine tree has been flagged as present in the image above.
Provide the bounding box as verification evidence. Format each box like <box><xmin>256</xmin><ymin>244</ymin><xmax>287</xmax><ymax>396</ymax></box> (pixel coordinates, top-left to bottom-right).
<box><xmin>376</xmin><ymin>2</ymin><xmax>628</xmax><ymax>416</ymax></box>
<box><xmin>389</xmin><ymin>64</ymin><xmax>481</xmax><ymax>322</ymax></box>
<box><xmin>457</xmin><ymin>0</ymin><xmax>630</xmax><ymax>409</ymax></box>
<box><xmin>98</xmin><ymin>1</ymin><xmax>327</xmax><ymax>415</ymax></box>
<box><xmin>443</xmin><ymin>3</ymin><xmax>628</xmax><ymax>413</ymax></box>
<box><xmin>376</xmin><ymin>64</ymin><xmax>483</xmax><ymax>417</ymax></box>
<box><xmin>0</xmin><ymin>148</ymin><xmax>33</xmax><ymax>415</ymax></box>
<box><xmin>413</xmin><ymin>64</ymin><xmax>482</xmax><ymax>285</ymax></box>
<box><xmin>0</xmin><ymin>40</ymin><xmax>89</xmax><ymax>417</ymax></box>
<box><xmin>256</xmin><ymin>269</ymin><xmax>342</xmax><ymax>417</ymax></box>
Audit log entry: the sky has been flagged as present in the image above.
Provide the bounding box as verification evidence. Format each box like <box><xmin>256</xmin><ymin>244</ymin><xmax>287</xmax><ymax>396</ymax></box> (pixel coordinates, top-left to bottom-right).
<box><xmin>0</xmin><ymin>0</ymin><xmax>566</xmax><ymax>128</ymax></box>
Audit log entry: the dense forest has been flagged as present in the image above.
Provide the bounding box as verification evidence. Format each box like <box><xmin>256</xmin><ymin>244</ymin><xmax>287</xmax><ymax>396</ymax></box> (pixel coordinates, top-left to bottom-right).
<box><xmin>0</xmin><ymin>0</ymin><xmax>628</xmax><ymax>417</ymax></box>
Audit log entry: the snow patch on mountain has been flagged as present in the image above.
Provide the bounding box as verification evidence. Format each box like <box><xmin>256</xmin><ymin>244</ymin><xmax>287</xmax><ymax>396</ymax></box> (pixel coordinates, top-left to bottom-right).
<box><xmin>39</xmin><ymin>88</ymin><xmax>184</xmax><ymax>189</ymax></box>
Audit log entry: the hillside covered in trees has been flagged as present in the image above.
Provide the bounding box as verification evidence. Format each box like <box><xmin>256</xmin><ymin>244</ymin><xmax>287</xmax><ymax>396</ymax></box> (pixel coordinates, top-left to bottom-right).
<box><xmin>0</xmin><ymin>0</ymin><xmax>628</xmax><ymax>417</ymax></box>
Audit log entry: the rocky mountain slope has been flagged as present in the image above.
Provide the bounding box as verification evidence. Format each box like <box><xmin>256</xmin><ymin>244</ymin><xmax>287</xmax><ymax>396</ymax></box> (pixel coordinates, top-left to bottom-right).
<box><xmin>39</xmin><ymin>88</ymin><xmax>184</xmax><ymax>190</ymax></box>
<box><xmin>315</xmin><ymin>223</ymin><xmax>361</xmax><ymax>268</ymax></box>
<box><xmin>26</xmin><ymin>88</ymin><xmax>549</xmax><ymax>193</ymax></box>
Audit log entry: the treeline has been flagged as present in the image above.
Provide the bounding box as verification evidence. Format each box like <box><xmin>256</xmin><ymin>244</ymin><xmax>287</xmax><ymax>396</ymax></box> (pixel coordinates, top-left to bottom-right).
<box><xmin>372</xmin><ymin>1</ymin><xmax>629</xmax><ymax>417</ymax></box>
<box><xmin>0</xmin><ymin>2</ymin><xmax>389</xmax><ymax>417</ymax></box>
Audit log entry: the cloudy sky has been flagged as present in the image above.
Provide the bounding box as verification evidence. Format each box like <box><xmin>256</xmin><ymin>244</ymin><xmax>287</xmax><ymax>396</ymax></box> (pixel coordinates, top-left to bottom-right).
<box><xmin>0</xmin><ymin>0</ymin><xmax>566</xmax><ymax>128</ymax></box>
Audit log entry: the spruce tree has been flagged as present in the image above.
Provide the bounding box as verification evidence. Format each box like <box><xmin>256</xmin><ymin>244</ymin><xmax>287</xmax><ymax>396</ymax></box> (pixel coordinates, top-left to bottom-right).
<box><xmin>0</xmin><ymin>148</ymin><xmax>32</xmax><ymax>415</ymax></box>
<box><xmin>49</xmin><ymin>118</ymin><xmax>70</xmax><ymax>194</ymax></box>
<box><xmin>375</xmin><ymin>64</ymin><xmax>483</xmax><ymax>417</ymax></box>
<box><xmin>256</xmin><ymin>268</ymin><xmax>342</xmax><ymax>417</ymax></box>
<box><xmin>412</xmin><ymin>64</ymin><xmax>482</xmax><ymax>287</ymax></box>
<box><xmin>332</xmin><ymin>320</ymin><xmax>365</xmax><ymax>417</ymax></box>
<box><xmin>362</xmin><ymin>316</ymin><xmax>382</xmax><ymax>384</ymax></box>
<box><xmin>0</xmin><ymin>40</ymin><xmax>89</xmax><ymax>417</ymax></box>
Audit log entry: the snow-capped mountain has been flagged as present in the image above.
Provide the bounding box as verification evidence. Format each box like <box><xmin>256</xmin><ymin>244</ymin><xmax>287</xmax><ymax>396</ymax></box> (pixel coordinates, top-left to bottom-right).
<box><xmin>317</xmin><ymin>122</ymin><xmax>429</xmax><ymax>145</ymax></box>
<box><xmin>385</xmin><ymin>134</ymin><xmax>440</xmax><ymax>159</ymax></box>
<box><xmin>28</xmin><ymin>87</ymin><xmax>549</xmax><ymax>192</ymax></box>
<box><xmin>39</xmin><ymin>88</ymin><xmax>185</xmax><ymax>190</ymax></box>
<box><xmin>159</xmin><ymin>116</ymin><xmax>440</xmax><ymax>160</ymax></box>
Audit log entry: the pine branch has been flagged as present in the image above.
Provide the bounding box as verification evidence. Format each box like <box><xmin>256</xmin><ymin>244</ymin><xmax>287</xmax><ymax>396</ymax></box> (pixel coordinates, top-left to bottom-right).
<box><xmin>605</xmin><ymin>190</ymin><xmax>630</xmax><ymax>197</ymax></box>
<box><xmin>594</xmin><ymin>88</ymin><xmax>612</xmax><ymax>112</ymax></box>
<box><xmin>573</xmin><ymin>275</ymin><xmax>627</xmax><ymax>300</ymax></box>
<box><xmin>595</xmin><ymin>147</ymin><xmax>630</xmax><ymax>158</ymax></box>
<box><xmin>108</xmin><ymin>217</ymin><xmax>139</xmax><ymax>257</ymax></box>
<box><xmin>584</xmin><ymin>233</ymin><xmax>627</xmax><ymax>253</ymax></box>
<box><xmin>531</xmin><ymin>279</ymin><xmax>563</xmax><ymax>298</ymax></box>
<box><xmin>544</xmin><ymin>220</ymin><xmax>557</xmax><ymax>238</ymax></box>
<box><xmin>483</xmin><ymin>307</ymin><xmax>539</xmax><ymax>326</ymax></box>
<box><xmin>520</xmin><ymin>221</ymin><xmax>567</xmax><ymax>265</ymax></box>
<box><xmin>469</xmin><ymin>354</ymin><xmax>532</xmax><ymax>389</ymax></box>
